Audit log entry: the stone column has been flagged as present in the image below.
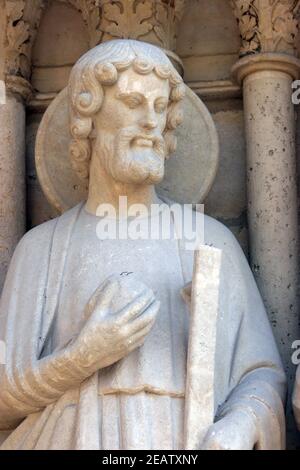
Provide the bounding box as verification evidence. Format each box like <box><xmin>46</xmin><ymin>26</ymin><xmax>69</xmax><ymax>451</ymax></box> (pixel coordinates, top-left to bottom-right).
<box><xmin>0</xmin><ymin>0</ymin><xmax>45</xmax><ymax>290</ymax></box>
<box><xmin>233</xmin><ymin>52</ymin><xmax>300</xmax><ymax>369</ymax></box>
<box><xmin>230</xmin><ymin>0</ymin><xmax>300</xmax><ymax>446</ymax></box>
<box><xmin>0</xmin><ymin>77</ymin><xmax>31</xmax><ymax>291</ymax></box>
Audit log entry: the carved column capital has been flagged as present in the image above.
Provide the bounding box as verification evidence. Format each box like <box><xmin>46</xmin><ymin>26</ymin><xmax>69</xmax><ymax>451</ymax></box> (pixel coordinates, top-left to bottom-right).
<box><xmin>230</xmin><ymin>0</ymin><xmax>300</xmax><ymax>56</ymax></box>
<box><xmin>232</xmin><ymin>51</ymin><xmax>300</xmax><ymax>83</ymax></box>
<box><xmin>60</xmin><ymin>0</ymin><xmax>186</xmax><ymax>72</ymax></box>
<box><xmin>5</xmin><ymin>74</ymin><xmax>33</xmax><ymax>101</ymax></box>
<box><xmin>3</xmin><ymin>0</ymin><xmax>46</xmax><ymax>99</ymax></box>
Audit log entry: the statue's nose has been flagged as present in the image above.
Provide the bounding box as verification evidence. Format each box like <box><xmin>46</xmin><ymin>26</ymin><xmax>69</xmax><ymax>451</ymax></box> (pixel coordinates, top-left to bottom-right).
<box><xmin>140</xmin><ymin>110</ymin><xmax>158</xmax><ymax>131</ymax></box>
<box><xmin>141</xmin><ymin>119</ymin><xmax>157</xmax><ymax>131</ymax></box>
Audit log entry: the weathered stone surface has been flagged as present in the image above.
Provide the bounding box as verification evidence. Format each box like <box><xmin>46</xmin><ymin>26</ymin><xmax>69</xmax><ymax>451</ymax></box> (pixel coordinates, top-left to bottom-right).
<box><xmin>0</xmin><ymin>93</ymin><xmax>25</xmax><ymax>291</ymax></box>
<box><xmin>26</xmin><ymin>113</ymin><xmax>59</xmax><ymax>227</ymax></box>
<box><xmin>31</xmin><ymin>1</ymin><xmax>89</xmax><ymax>93</ymax></box>
<box><xmin>177</xmin><ymin>0</ymin><xmax>240</xmax><ymax>82</ymax></box>
<box><xmin>233</xmin><ymin>53</ymin><xmax>300</xmax><ymax>447</ymax></box>
<box><xmin>205</xmin><ymin>109</ymin><xmax>246</xmax><ymax>220</ymax></box>
<box><xmin>184</xmin><ymin>246</ymin><xmax>221</xmax><ymax>450</ymax></box>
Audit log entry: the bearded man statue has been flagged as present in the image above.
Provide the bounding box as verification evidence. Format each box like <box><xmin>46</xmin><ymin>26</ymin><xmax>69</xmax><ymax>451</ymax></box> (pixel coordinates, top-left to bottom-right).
<box><xmin>0</xmin><ymin>40</ymin><xmax>286</xmax><ymax>450</ymax></box>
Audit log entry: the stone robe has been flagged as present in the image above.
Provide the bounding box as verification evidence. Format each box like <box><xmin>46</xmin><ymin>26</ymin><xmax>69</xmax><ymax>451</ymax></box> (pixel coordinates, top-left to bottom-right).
<box><xmin>0</xmin><ymin>203</ymin><xmax>286</xmax><ymax>449</ymax></box>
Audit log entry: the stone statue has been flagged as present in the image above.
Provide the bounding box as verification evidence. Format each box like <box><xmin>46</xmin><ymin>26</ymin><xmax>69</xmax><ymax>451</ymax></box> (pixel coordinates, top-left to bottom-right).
<box><xmin>0</xmin><ymin>40</ymin><xmax>286</xmax><ymax>450</ymax></box>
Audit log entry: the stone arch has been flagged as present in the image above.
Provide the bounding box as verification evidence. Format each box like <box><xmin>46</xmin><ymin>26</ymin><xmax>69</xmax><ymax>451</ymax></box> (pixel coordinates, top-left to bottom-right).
<box><xmin>176</xmin><ymin>0</ymin><xmax>241</xmax><ymax>83</ymax></box>
<box><xmin>31</xmin><ymin>0</ymin><xmax>90</xmax><ymax>94</ymax></box>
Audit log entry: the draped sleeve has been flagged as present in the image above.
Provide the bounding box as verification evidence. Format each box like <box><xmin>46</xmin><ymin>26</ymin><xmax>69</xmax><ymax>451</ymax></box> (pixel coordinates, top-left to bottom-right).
<box><xmin>0</xmin><ymin>218</ymin><xmax>57</xmax><ymax>430</ymax></box>
<box><xmin>0</xmin><ymin>203</ymin><xmax>83</xmax><ymax>432</ymax></box>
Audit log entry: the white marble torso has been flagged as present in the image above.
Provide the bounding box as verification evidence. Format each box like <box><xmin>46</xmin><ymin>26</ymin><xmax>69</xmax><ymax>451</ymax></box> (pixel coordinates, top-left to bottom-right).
<box><xmin>0</xmin><ymin>204</ymin><xmax>286</xmax><ymax>450</ymax></box>
<box><xmin>22</xmin><ymin>206</ymin><xmax>189</xmax><ymax>450</ymax></box>
<box><xmin>51</xmin><ymin>206</ymin><xmax>190</xmax><ymax>396</ymax></box>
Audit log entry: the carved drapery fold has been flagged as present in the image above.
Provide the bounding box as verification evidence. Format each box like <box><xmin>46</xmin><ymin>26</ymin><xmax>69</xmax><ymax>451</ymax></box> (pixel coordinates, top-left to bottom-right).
<box><xmin>230</xmin><ymin>0</ymin><xmax>300</xmax><ymax>56</ymax></box>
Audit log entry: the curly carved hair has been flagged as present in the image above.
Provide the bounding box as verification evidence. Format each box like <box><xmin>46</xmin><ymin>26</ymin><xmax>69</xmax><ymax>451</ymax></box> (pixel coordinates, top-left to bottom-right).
<box><xmin>68</xmin><ymin>39</ymin><xmax>185</xmax><ymax>180</ymax></box>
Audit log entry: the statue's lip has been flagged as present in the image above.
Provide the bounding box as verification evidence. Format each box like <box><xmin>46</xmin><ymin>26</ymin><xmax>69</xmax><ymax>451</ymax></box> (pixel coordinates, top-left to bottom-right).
<box><xmin>132</xmin><ymin>137</ymin><xmax>154</xmax><ymax>148</ymax></box>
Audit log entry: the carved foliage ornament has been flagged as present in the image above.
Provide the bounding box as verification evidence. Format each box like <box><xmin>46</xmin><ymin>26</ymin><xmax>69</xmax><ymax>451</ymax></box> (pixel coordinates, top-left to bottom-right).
<box><xmin>230</xmin><ymin>0</ymin><xmax>300</xmax><ymax>56</ymax></box>
<box><xmin>4</xmin><ymin>0</ymin><xmax>45</xmax><ymax>79</ymax></box>
<box><xmin>61</xmin><ymin>0</ymin><xmax>186</xmax><ymax>51</ymax></box>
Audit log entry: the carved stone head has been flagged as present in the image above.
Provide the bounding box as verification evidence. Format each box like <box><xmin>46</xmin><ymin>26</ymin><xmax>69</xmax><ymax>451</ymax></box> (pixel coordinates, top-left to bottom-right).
<box><xmin>68</xmin><ymin>39</ymin><xmax>185</xmax><ymax>185</ymax></box>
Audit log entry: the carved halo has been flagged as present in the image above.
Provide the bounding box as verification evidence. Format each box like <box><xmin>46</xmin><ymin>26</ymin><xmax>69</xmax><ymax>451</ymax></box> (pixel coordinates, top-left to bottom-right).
<box><xmin>35</xmin><ymin>85</ymin><xmax>219</xmax><ymax>213</ymax></box>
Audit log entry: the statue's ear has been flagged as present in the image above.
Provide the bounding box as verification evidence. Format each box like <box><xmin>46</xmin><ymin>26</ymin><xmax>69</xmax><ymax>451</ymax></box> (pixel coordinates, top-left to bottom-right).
<box><xmin>181</xmin><ymin>282</ymin><xmax>192</xmax><ymax>310</ymax></box>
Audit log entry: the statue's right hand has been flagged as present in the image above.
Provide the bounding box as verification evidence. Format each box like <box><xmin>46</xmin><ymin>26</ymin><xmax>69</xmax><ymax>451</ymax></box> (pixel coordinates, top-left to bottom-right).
<box><xmin>68</xmin><ymin>274</ymin><xmax>159</xmax><ymax>375</ymax></box>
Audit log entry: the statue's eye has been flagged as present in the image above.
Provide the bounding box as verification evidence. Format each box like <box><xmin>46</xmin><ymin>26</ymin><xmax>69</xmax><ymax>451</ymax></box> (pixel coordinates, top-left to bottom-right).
<box><xmin>125</xmin><ymin>98</ymin><xmax>141</xmax><ymax>109</ymax></box>
<box><xmin>117</xmin><ymin>92</ymin><xmax>143</xmax><ymax>109</ymax></box>
<box><xmin>154</xmin><ymin>100</ymin><xmax>168</xmax><ymax>114</ymax></box>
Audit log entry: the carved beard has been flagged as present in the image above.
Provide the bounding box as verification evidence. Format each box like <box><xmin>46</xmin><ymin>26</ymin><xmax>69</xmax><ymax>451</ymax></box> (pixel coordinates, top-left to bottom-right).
<box><xmin>95</xmin><ymin>127</ymin><xmax>167</xmax><ymax>185</ymax></box>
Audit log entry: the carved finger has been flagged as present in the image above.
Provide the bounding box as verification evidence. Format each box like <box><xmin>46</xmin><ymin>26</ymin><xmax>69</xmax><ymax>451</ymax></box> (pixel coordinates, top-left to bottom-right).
<box><xmin>126</xmin><ymin>323</ymin><xmax>155</xmax><ymax>350</ymax></box>
<box><xmin>116</xmin><ymin>290</ymin><xmax>156</xmax><ymax>324</ymax></box>
<box><xmin>127</xmin><ymin>300</ymin><xmax>160</xmax><ymax>334</ymax></box>
<box><xmin>84</xmin><ymin>274</ymin><xmax>120</xmax><ymax>319</ymax></box>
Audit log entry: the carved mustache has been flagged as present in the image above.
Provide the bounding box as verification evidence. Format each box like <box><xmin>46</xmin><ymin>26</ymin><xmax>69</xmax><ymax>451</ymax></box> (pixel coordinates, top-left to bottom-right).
<box><xmin>115</xmin><ymin>126</ymin><xmax>166</xmax><ymax>157</ymax></box>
